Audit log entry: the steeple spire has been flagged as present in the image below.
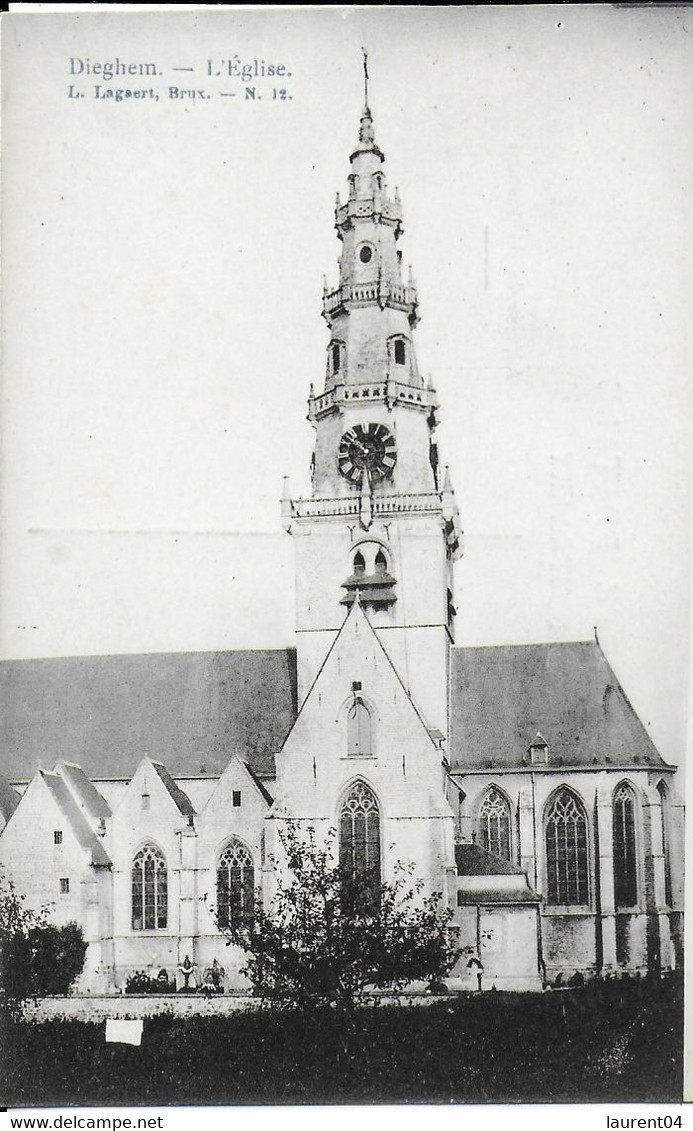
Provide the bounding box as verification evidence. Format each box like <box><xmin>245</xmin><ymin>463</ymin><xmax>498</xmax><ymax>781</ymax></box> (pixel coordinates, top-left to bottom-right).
<box><xmin>352</xmin><ymin>49</ymin><xmax>381</xmax><ymax>159</ymax></box>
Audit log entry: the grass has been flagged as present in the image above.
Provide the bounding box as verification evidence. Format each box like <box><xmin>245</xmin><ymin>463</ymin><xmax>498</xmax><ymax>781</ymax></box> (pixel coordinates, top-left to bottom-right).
<box><xmin>1</xmin><ymin>973</ymin><xmax>682</xmax><ymax>1107</ymax></box>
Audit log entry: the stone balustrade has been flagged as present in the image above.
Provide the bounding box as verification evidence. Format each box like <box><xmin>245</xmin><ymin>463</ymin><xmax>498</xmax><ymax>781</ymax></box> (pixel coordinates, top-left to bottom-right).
<box><xmin>322</xmin><ymin>280</ymin><xmax>418</xmax><ymax>319</ymax></box>
<box><xmin>291</xmin><ymin>491</ymin><xmax>442</xmax><ymax>519</ymax></box>
<box><xmin>308</xmin><ymin>379</ymin><xmax>435</xmax><ymax>418</ymax></box>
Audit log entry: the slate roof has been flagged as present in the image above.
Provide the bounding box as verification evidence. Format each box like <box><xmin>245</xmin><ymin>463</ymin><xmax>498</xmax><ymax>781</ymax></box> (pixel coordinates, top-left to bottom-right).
<box><xmin>455</xmin><ymin>844</ymin><xmax>541</xmax><ymax>905</ymax></box>
<box><xmin>243</xmin><ymin>761</ymin><xmax>274</xmax><ymax>807</ymax></box>
<box><xmin>150</xmin><ymin>761</ymin><xmax>196</xmax><ymax>819</ymax></box>
<box><xmin>0</xmin><ymin>639</ymin><xmax>666</xmax><ymax>786</ymax></box>
<box><xmin>40</xmin><ymin>771</ymin><xmax>111</xmax><ymax>867</ymax></box>
<box><xmin>57</xmin><ymin>761</ymin><xmax>112</xmax><ymax>820</ymax></box>
<box><xmin>0</xmin><ymin>648</ymin><xmax>298</xmax><ymax>782</ymax></box>
<box><xmin>455</xmin><ymin>842</ymin><xmax>527</xmax><ymax>877</ymax></box>
<box><xmin>449</xmin><ymin>641</ymin><xmax>666</xmax><ymax>771</ymax></box>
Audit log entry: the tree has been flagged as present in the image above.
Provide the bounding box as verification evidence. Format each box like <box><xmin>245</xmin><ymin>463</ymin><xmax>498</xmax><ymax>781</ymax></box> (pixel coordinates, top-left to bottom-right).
<box><xmin>0</xmin><ymin>869</ymin><xmax>87</xmax><ymax>1014</ymax></box>
<box><xmin>217</xmin><ymin>825</ymin><xmax>461</xmax><ymax>1012</ymax></box>
<box><xmin>0</xmin><ymin>868</ymin><xmax>46</xmax><ymax>1013</ymax></box>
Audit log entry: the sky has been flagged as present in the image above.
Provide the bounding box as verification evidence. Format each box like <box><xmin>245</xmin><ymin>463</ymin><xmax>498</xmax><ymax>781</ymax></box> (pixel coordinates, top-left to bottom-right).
<box><xmin>1</xmin><ymin>5</ymin><xmax>691</xmax><ymax>772</ymax></box>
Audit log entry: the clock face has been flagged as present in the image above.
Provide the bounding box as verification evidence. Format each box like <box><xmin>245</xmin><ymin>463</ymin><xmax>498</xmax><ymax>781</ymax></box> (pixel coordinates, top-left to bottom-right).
<box><xmin>338</xmin><ymin>423</ymin><xmax>397</xmax><ymax>484</ymax></box>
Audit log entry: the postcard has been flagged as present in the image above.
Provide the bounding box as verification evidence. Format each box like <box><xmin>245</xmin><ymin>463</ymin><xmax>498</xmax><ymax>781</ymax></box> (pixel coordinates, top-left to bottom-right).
<box><xmin>0</xmin><ymin>4</ymin><xmax>689</xmax><ymax>1121</ymax></box>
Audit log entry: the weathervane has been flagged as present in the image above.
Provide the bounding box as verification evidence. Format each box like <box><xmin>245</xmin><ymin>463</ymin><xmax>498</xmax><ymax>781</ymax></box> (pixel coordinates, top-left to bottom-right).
<box><xmin>362</xmin><ymin>46</ymin><xmax>369</xmax><ymax>107</ymax></box>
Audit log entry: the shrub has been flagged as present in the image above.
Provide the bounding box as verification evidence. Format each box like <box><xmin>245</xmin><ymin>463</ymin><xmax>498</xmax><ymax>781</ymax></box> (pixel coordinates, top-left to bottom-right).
<box><xmin>28</xmin><ymin>923</ymin><xmax>88</xmax><ymax>996</ymax></box>
<box><xmin>0</xmin><ymin>869</ymin><xmax>87</xmax><ymax>1012</ymax></box>
<box><xmin>0</xmin><ymin>869</ymin><xmax>47</xmax><ymax>1015</ymax></box>
<box><xmin>124</xmin><ymin>970</ymin><xmax>174</xmax><ymax>994</ymax></box>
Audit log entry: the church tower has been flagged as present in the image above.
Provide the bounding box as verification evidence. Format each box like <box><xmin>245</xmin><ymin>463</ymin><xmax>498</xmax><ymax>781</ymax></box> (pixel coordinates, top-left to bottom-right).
<box><xmin>283</xmin><ymin>67</ymin><xmax>462</xmax><ymax>737</ymax></box>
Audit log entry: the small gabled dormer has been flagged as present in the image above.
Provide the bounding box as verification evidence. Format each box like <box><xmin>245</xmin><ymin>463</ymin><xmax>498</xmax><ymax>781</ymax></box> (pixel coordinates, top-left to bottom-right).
<box><xmin>528</xmin><ymin>732</ymin><xmax>549</xmax><ymax>765</ymax></box>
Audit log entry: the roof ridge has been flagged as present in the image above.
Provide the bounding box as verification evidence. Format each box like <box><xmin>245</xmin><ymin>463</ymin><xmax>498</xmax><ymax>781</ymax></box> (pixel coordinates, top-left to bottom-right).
<box><xmin>0</xmin><ymin>645</ymin><xmax>298</xmax><ymax>666</ymax></box>
<box><xmin>452</xmin><ymin>639</ymin><xmax>598</xmax><ymax>652</ymax></box>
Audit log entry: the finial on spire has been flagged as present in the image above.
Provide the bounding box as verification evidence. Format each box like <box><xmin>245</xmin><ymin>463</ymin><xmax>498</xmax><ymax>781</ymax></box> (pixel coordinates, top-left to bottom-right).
<box><xmin>362</xmin><ymin>46</ymin><xmax>369</xmax><ymax>109</ymax></box>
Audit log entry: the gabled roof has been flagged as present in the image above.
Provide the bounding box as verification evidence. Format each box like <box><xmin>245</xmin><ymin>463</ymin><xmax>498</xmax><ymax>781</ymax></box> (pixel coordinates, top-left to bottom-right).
<box><xmin>150</xmin><ymin>761</ymin><xmax>195</xmax><ymax>819</ymax></box>
<box><xmin>0</xmin><ymin>648</ymin><xmax>298</xmax><ymax>782</ymax></box>
<box><xmin>0</xmin><ymin>774</ymin><xmax>20</xmax><ymax>823</ymax></box>
<box><xmin>281</xmin><ymin>599</ymin><xmax>438</xmax><ymax>754</ymax></box>
<box><xmin>56</xmin><ymin>761</ymin><xmax>111</xmax><ymax>820</ymax></box>
<box><xmin>40</xmin><ymin>771</ymin><xmax>111</xmax><ymax>867</ymax></box>
<box><xmin>449</xmin><ymin>641</ymin><xmax>666</xmax><ymax>771</ymax></box>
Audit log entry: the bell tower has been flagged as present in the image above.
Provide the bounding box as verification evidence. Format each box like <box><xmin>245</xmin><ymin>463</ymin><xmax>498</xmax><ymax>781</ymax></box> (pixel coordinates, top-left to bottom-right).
<box><xmin>283</xmin><ymin>60</ymin><xmax>462</xmax><ymax>737</ymax></box>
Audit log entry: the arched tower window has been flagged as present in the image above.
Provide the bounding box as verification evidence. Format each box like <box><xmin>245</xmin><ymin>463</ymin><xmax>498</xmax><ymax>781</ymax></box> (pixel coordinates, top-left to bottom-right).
<box><xmin>332</xmin><ymin>343</ymin><xmax>342</xmax><ymax>374</ymax></box>
<box><xmin>347</xmin><ymin>697</ymin><xmax>372</xmax><ymax>756</ymax></box>
<box><xmin>478</xmin><ymin>787</ymin><xmax>512</xmax><ymax>862</ymax></box>
<box><xmin>339</xmin><ymin>781</ymin><xmax>381</xmax><ymax>886</ymax></box>
<box><xmin>132</xmin><ymin>843</ymin><xmax>167</xmax><ymax>931</ymax></box>
<box><xmin>374</xmin><ymin>549</ymin><xmax>387</xmax><ymax>573</ymax></box>
<box><xmin>394</xmin><ymin>338</ymin><xmax>406</xmax><ymax>365</ymax></box>
<box><xmin>353</xmin><ymin>551</ymin><xmax>365</xmax><ymax>575</ymax></box>
<box><xmin>613</xmin><ymin>783</ymin><xmax>638</xmax><ymax>909</ymax></box>
<box><xmin>656</xmin><ymin>781</ymin><xmax>672</xmax><ymax>907</ymax></box>
<box><xmin>545</xmin><ymin>788</ymin><xmax>589</xmax><ymax>906</ymax></box>
<box><xmin>217</xmin><ymin>839</ymin><xmax>255</xmax><ymax>929</ymax></box>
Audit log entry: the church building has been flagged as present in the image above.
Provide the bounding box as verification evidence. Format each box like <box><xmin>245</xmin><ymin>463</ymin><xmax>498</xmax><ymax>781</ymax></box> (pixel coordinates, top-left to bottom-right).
<box><xmin>0</xmin><ymin>89</ymin><xmax>684</xmax><ymax>994</ymax></box>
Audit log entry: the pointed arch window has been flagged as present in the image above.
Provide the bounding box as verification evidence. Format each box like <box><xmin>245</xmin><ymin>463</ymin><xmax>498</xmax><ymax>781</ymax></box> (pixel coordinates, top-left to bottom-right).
<box><xmin>132</xmin><ymin>844</ymin><xmax>167</xmax><ymax>931</ymax></box>
<box><xmin>347</xmin><ymin>697</ymin><xmax>373</xmax><ymax>757</ymax></box>
<box><xmin>217</xmin><ymin>839</ymin><xmax>255</xmax><ymax>929</ymax></box>
<box><xmin>545</xmin><ymin>789</ymin><xmax>589</xmax><ymax>906</ymax></box>
<box><xmin>613</xmin><ymin>783</ymin><xmax>638</xmax><ymax>909</ymax></box>
<box><xmin>339</xmin><ymin>781</ymin><xmax>381</xmax><ymax>887</ymax></box>
<box><xmin>479</xmin><ymin>788</ymin><xmax>512</xmax><ymax>862</ymax></box>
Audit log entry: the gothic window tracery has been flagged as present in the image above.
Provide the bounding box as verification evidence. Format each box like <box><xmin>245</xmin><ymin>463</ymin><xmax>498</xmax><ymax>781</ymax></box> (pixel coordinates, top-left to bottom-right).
<box><xmin>478</xmin><ymin>787</ymin><xmax>512</xmax><ymax>861</ymax></box>
<box><xmin>339</xmin><ymin>781</ymin><xmax>381</xmax><ymax>885</ymax></box>
<box><xmin>613</xmin><ymin>783</ymin><xmax>638</xmax><ymax>909</ymax></box>
<box><xmin>217</xmin><ymin>839</ymin><xmax>255</xmax><ymax>930</ymax></box>
<box><xmin>132</xmin><ymin>843</ymin><xmax>167</xmax><ymax>931</ymax></box>
<box><xmin>545</xmin><ymin>788</ymin><xmax>589</xmax><ymax>906</ymax></box>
